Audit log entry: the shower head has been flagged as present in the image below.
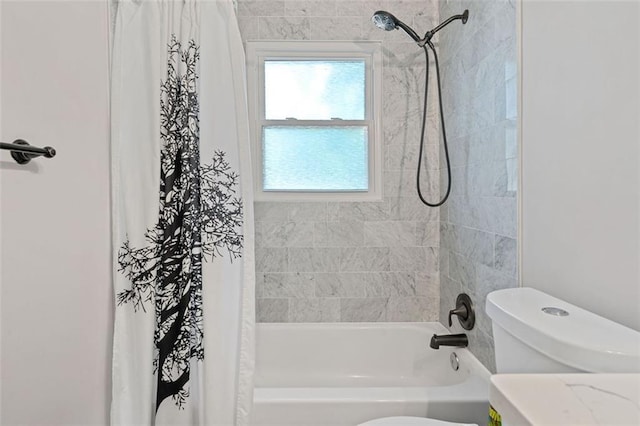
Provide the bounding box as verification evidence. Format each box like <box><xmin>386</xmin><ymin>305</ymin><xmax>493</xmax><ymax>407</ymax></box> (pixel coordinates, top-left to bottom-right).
<box><xmin>372</xmin><ymin>9</ymin><xmax>470</xmax><ymax>46</ymax></box>
<box><xmin>372</xmin><ymin>10</ymin><xmax>421</xmax><ymax>42</ymax></box>
<box><xmin>372</xmin><ymin>11</ymin><xmax>398</xmax><ymax>31</ymax></box>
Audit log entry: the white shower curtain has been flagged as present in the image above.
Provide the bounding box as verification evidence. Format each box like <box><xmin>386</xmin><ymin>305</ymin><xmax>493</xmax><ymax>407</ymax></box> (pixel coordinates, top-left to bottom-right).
<box><xmin>110</xmin><ymin>1</ymin><xmax>255</xmax><ymax>424</ymax></box>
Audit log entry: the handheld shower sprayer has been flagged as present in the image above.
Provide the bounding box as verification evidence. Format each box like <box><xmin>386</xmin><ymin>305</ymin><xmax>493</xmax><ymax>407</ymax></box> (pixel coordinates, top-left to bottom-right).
<box><xmin>371</xmin><ymin>10</ymin><xmax>470</xmax><ymax>207</ymax></box>
<box><xmin>371</xmin><ymin>9</ymin><xmax>468</xmax><ymax>46</ymax></box>
<box><xmin>372</xmin><ymin>11</ymin><xmax>421</xmax><ymax>42</ymax></box>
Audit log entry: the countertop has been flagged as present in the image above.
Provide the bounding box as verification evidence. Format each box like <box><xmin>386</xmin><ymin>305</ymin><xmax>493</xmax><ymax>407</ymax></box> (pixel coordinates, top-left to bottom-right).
<box><xmin>489</xmin><ymin>374</ymin><xmax>640</xmax><ymax>425</ymax></box>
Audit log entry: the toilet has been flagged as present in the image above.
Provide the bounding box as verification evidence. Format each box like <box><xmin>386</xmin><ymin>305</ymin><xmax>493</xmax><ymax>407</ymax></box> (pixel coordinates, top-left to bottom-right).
<box><xmin>358</xmin><ymin>287</ymin><xmax>640</xmax><ymax>426</ymax></box>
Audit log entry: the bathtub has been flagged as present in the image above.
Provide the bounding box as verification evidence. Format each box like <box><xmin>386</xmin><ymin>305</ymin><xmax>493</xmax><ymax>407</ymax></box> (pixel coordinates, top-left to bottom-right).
<box><xmin>252</xmin><ymin>322</ymin><xmax>491</xmax><ymax>426</ymax></box>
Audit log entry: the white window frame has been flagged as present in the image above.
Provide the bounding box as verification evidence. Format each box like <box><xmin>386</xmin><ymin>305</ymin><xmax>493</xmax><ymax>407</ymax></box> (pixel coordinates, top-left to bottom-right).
<box><xmin>246</xmin><ymin>40</ymin><xmax>383</xmax><ymax>202</ymax></box>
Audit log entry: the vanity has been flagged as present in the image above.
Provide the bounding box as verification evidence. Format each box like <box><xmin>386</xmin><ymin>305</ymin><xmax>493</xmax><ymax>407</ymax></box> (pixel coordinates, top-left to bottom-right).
<box><xmin>490</xmin><ymin>374</ymin><xmax>640</xmax><ymax>425</ymax></box>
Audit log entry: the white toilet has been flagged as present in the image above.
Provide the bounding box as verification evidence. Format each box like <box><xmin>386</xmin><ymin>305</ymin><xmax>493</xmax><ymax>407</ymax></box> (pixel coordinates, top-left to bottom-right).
<box><xmin>358</xmin><ymin>287</ymin><xmax>640</xmax><ymax>426</ymax></box>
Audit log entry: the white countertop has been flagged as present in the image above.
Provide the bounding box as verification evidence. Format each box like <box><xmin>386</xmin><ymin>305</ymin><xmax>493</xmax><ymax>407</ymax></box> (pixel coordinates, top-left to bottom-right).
<box><xmin>489</xmin><ymin>374</ymin><xmax>640</xmax><ymax>426</ymax></box>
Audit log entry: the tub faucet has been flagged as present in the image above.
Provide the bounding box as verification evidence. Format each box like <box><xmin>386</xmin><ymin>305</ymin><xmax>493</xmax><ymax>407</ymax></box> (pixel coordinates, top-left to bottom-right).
<box><xmin>430</xmin><ymin>333</ymin><xmax>468</xmax><ymax>349</ymax></box>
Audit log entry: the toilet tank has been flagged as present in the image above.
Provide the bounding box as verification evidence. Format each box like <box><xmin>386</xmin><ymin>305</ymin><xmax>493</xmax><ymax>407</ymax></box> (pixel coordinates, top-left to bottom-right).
<box><xmin>486</xmin><ymin>288</ymin><xmax>640</xmax><ymax>374</ymax></box>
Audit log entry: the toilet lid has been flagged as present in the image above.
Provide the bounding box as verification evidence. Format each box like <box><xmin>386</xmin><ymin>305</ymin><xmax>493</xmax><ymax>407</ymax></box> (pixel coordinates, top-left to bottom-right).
<box><xmin>357</xmin><ymin>416</ymin><xmax>477</xmax><ymax>426</ymax></box>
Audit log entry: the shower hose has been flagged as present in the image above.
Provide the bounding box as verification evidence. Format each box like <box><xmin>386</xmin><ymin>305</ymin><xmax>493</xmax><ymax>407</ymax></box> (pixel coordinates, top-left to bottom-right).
<box><xmin>416</xmin><ymin>41</ymin><xmax>452</xmax><ymax>207</ymax></box>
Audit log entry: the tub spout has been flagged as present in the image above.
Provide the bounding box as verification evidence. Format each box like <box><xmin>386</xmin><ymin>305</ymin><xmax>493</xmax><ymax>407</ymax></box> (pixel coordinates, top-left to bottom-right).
<box><xmin>430</xmin><ymin>333</ymin><xmax>468</xmax><ymax>349</ymax></box>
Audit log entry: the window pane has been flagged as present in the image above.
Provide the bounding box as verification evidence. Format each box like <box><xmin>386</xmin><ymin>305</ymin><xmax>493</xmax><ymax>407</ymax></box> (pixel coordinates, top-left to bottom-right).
<box><xmin>263</xmin><ymin>126</ymin><xmax>368</xmax><ymax>191</ymax></box>
<box><xmin>264</xmin><ymin>60</ymin><xmax>365</xmax><ymax>120</ymax></box>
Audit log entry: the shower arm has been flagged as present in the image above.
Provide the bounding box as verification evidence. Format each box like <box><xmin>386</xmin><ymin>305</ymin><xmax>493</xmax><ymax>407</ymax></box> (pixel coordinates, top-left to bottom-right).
<box><xmin>417</xmin><ymin>10</ymin><xmax>469</xmax><ymax>46</ymax></box>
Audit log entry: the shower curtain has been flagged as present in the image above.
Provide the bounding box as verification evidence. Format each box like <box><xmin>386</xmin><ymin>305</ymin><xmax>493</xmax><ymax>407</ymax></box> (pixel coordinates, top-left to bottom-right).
<box><xmin>110</xmin><ymin>1</ymin><xmax>255</xmax><ymax>424</ymax></box>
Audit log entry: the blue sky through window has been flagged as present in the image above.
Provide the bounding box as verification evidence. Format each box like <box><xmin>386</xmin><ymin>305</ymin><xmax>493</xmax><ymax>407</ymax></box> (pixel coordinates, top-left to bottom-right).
<box><xmin>264</xmin><ymin>60</ymin><xmax>365</xmax><ymax>120</ymax></box>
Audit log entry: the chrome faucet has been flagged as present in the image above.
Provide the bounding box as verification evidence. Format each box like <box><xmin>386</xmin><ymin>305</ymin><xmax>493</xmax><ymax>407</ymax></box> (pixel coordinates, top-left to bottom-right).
<box><xmin>429</xmin><ymin>333</ymin><xmax>468</xmax><ymax>349</ymax></box>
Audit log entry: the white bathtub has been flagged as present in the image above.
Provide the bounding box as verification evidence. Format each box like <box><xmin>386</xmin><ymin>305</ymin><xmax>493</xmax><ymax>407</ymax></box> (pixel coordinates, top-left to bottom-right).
<box><xmin>252</xmin><ymin>322</ymin><xmax>491</xmax><ymax>426</ymax></box>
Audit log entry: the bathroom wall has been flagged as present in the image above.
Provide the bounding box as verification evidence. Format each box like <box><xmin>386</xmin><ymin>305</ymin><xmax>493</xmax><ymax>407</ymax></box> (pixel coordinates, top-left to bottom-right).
<box><xmin>521</xmin><ymin>0</ymin><xmax>639</xmax><ymax>331</ymax></box>
<box><xmin>238</xmin><ymin>0</ymin><xmax>443</xmax><ymax>322</ymax></box>
<box><xmin>0</xmin><ymin>1</ymin><xmax>112</xmax><ymax>424</ymax></box>
<box><xmin>437</xmin><ymin>0</ymin><xmax>518</xmax><ymax>372</ymax></box>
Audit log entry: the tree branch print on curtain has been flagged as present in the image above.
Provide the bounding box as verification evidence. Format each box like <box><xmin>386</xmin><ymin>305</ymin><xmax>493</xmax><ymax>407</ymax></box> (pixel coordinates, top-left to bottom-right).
<box><xmin>116</xmin><ymin>36</ymin><xmax>243</xmax><ymax>412</ymax></box>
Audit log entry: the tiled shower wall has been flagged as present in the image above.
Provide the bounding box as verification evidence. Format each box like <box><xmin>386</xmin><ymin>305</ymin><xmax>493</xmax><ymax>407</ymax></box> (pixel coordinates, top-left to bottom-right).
<box><xmin>438</xmin><ymin>0</ymin><xmax>518</xmax><ymax>372</ymax></box>
<box><xmin>237</xmin><ymin>0</ymin><xmax>444</xmax><ymax>322</ymax></box>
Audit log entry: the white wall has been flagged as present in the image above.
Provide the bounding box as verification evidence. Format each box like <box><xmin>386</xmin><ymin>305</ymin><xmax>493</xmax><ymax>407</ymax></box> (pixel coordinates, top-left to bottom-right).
<box><xmin>0</xmin><ymin>1</ymin><xmax>111</xmax><ymax>424</ymax></box>
<box><xmin>521</xmin><ymin>0</ymin><xmax>640</xmax><ymax>330</ymax></box>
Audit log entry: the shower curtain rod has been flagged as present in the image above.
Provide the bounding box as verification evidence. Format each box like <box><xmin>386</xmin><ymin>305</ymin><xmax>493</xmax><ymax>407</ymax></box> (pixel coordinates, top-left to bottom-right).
<box><xmin>0</xmin><ymin>139</ymin><xmax>56</xmax><ymax>164</ymax></box>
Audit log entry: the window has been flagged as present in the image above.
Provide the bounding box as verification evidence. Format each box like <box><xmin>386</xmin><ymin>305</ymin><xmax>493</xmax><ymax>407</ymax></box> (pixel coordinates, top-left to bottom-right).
<box><xmin>246</xmin><ymin>41</ymin><xmax>383</xmax><ymax>201</ymax></box>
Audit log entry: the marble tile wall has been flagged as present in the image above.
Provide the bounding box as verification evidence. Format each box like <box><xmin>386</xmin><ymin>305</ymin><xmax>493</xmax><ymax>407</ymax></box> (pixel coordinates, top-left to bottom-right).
<box><xmin>437</xmin><ymin>0</ymin><xmax>518</xmax><ymax>372</ymax></box>
<box><xmin>237</xmin><ymin>0</ymin><xmax>443</xmax><ymax>322</ymax></box>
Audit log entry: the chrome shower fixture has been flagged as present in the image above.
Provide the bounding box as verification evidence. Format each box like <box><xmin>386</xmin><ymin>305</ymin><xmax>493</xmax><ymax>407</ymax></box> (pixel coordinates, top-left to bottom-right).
<box><xmin>372</xmin><ymin>9</ymin><xmax>469</xmax><ymax>47</ymax></box>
